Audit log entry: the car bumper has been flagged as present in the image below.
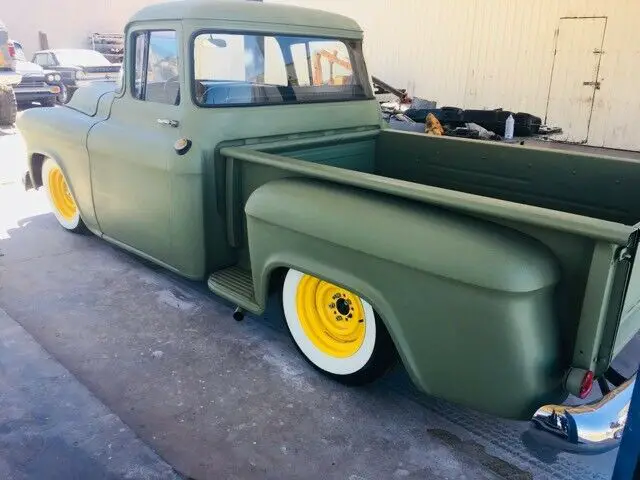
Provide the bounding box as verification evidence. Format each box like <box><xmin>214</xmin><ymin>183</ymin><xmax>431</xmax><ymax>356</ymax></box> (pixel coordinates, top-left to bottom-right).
<box><xmin>531</xmin><ymin>375</ymin><xmax>635</xmax><ymax>453</ymax></box>
<box><xmin>0</xmin><ymin>71</ymin><xmax>22</xmax><ymax>86</ymax></box>
<box><xmin>14</xmin><ymin>85</ymin><xmax>60</xmax><ymax>103</ymax></box>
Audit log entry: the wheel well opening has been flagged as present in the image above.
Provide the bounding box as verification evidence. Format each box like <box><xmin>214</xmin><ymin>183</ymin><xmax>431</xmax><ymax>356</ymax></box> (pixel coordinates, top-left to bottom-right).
<box><xmin>30</xmin><ymin>153</ymin><xmax>46</xmax><ymax>187</ymax></box>
<box><xmin>267</xmin><ymin>267</ymin><xmax>288</xmax><ymax>295</ymax></box>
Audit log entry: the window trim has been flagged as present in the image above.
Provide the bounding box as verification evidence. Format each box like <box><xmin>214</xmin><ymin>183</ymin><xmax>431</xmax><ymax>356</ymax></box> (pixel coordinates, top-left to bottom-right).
<box><xmin>130</xmin><ymin>29</ymin><xmax>180</xmax><ymax>105</ymax></box>
<box><xmin>131</xmin><ymin>30</ymin><xmax>151</xmax><ymax>101</ymax></box>
<box><xmin>189</xmin><ymin>28</ymin><xmax>374</xmax><ymax>109</ymax></box>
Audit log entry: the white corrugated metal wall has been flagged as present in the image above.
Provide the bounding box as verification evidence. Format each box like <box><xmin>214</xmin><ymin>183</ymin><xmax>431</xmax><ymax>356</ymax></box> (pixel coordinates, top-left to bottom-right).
<box><xmin>273</xmin><ymin>0</ymin><xmax>640</xmax><ymax>151</ymax></box>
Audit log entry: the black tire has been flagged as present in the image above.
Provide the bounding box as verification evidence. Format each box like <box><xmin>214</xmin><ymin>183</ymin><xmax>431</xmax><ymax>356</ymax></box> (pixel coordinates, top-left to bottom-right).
<box><xmin>57</xmin><ymin>85</ymin><xmax>69</xmax><ymax>104</ymax></box>
<box><xmin>0</xmin><ymin>84</ymin><xmax>18</xmax><ymax>126</ymax></box>
<box><xmin>281</xmin><ymin>269</ymin><xmax>396</xmax><ymax>386</ymax></box>
<box><xmin>42</xmin><ymin>96</ymin><xmax>56</xmax><ymax>107</ymax></box>
<box><xmin>61</xmin><ymin>87</ymin><xmax>75</xmax><ymax>104</ymax></box>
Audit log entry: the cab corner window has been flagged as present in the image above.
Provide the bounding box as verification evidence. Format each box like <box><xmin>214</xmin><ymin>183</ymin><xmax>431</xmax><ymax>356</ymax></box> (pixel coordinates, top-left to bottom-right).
<box><xmin>132</xmin><ymin>30</ymin><xmax>180</xmax><ymax>105</ymax></box>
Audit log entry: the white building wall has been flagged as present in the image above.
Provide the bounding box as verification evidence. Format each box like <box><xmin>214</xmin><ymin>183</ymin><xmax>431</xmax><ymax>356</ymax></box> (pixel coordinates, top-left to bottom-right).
<box><xmin>3</xmin><ymin>0</ymin><xmax>639</xmax><ymax>149</ymax></box>
<box><xmin>1</xmin><ymin>0</ymin><xmax>165</xmax><ymax>57</ymax></box>
<box><xmin>273</xmin><ymin>0</ymin><xmax>640</xmax><ymax>151</ymax></box>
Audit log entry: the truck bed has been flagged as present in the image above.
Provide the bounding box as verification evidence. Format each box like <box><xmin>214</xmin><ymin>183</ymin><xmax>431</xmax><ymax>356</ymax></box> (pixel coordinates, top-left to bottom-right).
<box><xmin>219</xmin><ymin>128</ymin><xmax>640</xmax><ymax>374</ymax></box>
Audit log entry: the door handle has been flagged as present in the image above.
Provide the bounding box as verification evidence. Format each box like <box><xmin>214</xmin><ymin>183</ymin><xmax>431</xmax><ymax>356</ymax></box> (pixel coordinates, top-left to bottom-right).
<box><xmin>157</xmin><ymin>118</ymin><xmax>179</xmax><ymax>128</ymax></box>
<box><xmin>583</xmin><ymin>81</ymin><xmax>601</xmax><ymax>89</ymax></box>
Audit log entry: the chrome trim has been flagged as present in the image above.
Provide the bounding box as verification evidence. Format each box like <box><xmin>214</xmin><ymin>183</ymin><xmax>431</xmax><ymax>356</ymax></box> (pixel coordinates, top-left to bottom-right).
<box><xmin>14</xmin><ymin>86</ymin><xmax>56</xmax><ymax>94</ymax></box>
<box><xmin>531</xmin><ymin>375</ymin><xmax>635</xmax><ymax>452</ymax></box>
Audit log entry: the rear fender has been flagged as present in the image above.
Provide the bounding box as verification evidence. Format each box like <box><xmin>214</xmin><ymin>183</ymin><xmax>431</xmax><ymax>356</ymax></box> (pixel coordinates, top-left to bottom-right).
<box><xmin>246</xmin><ymin>178</ymin><xmax>565</xmax><ymax>419</ymax></box>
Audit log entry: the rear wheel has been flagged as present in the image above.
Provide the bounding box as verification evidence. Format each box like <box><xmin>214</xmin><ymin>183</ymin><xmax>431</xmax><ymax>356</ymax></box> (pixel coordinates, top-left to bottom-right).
<box><xmin>282</xmin><ymin>269</ymin><xmax>395</xmax><ymax>385</ymax></box>
<box><xmin>42</xmin><ymin>158</ymin><xmax>86</xmax><ymax>233</ymax></box>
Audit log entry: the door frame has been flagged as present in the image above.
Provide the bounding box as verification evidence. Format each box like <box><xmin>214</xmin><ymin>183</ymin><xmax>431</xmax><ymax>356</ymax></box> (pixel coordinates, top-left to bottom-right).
<box><xmin>544</xmin><ymin>16</ymin><xmax>608</xmax><ymax>143</ymax></box>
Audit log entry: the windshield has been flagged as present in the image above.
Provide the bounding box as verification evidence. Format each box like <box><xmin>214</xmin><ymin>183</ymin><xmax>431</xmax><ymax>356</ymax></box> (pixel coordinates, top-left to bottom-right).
<box><xmin>54</xmin><ymin>49</ymin><xmax>111</xmax><ymax>66</ymax></box>
<box><xmin>193</xmin><ymin>33</ymin><xmax>372</xmax><ymax>106</ymax></box>
<box><xmin>13</xmin><ymin>42</ymin><xmax>26</xmax><ymax>62</ymax></box>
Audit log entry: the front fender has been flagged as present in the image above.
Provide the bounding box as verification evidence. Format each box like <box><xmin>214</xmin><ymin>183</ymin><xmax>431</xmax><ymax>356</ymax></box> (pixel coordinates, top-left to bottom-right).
<box><xmin>18</xmin><ymin>102</ymin><xmax>103</xmax><ymax>232</ymax></box>
<box><xmin>245</xmin><ymin>178</ymin><xmax>566</xmax><ymax>419</ymax></box>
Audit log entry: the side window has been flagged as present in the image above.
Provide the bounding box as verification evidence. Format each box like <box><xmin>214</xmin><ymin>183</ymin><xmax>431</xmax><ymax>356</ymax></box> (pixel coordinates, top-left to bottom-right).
<box><xmin>33</xmin><ymin>53</ymin><xmax>47</xmax><ymax>66</ymax></box>
<box><xmin>132</xmin><ymin>30</ymin><xmax>179</xmax><ymax>105</ymax></box>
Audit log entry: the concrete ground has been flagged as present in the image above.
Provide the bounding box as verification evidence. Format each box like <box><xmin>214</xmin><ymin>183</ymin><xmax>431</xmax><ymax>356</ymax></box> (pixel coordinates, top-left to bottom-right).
<box><xmin>0</xmin><ymin>122</ymin><xmax>635</xmax><ymax>479</ymax></box>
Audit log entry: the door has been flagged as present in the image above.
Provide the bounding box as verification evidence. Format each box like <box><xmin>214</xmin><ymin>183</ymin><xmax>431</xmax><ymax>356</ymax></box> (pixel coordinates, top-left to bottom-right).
<box><xmin>88</xmin><ymin>28</ymin><xmax>182</xmax><ymax>265</ymax></box>
<box><xmin>545</xmin><ymin>17</ymin><xmax>607</xmax><ymax>143</ymax></box>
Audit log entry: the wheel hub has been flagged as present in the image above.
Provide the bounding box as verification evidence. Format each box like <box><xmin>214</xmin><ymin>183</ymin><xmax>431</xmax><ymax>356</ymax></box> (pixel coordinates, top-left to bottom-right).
<box><xmin>48</xmin><ymin>167</ymin><xmax>77</xmax><ymax>221</ymax></box>
<box><xmin>295</xmin><ymin>274</ymin><xmax>366</xmax><ymax>358</ymax></box>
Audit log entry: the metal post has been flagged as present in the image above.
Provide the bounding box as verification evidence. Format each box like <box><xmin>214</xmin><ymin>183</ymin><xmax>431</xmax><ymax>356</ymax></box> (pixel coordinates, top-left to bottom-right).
<box><xmin>612</xmin><ymin>365</ymin><xmax>640</xmax><ymax>480</ymax></box>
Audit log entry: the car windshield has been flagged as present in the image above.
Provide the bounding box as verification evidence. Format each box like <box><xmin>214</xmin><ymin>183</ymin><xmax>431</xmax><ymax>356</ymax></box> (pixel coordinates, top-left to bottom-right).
<box><xmin>193</xmin><ymin>33</ymin><xmax>372</xmax><ymax>107</ymax></box>
<box><xmin>13</xmin><ymin>42</ymin><xmax>27</xmax><ymax>62</ymax></box>
<box><xmin>54</xmin><ymin>49</ymin><xmax>111</xmax><ymax>66</ymax></box>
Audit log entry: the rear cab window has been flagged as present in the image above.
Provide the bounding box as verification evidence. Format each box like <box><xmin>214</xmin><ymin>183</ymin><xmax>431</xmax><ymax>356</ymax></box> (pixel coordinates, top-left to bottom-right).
<box><xmin>192</xmin><ymin>33</ymin><xmax>372</xmax><ymax>107</ymax></box>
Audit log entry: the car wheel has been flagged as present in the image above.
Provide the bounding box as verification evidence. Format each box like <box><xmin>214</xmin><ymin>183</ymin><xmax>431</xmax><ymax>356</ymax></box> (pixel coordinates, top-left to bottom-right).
<box><xmin>42</xmin><ymin>96</ymin><xmax>56</xmax><ymax>107</ymax></box>
<box><xmin>42</xmin><ymin>158</ymin><xmax>86</xmax><ymax>233</ymax></box>
<box><xmin>57</xmin><ymin>85</ymin><xmax>69</xmax><ymax>104</ymax></box>
<box><xmin>282</xmin><ymin>269</ymin><xmax>395</xmax><ymax>385</ymax></box>
<box><xmin>0</xmin><ymin>85</ymin><xmax>18</xmax><ymax>126</ymax></box>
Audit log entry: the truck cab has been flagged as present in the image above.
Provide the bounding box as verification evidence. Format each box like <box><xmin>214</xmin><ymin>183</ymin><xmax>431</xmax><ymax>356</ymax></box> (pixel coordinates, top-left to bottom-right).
<box><xmin>17</xmin><ymin>0</ymin><xmax>639</xmax><ymax>452</ymax></box>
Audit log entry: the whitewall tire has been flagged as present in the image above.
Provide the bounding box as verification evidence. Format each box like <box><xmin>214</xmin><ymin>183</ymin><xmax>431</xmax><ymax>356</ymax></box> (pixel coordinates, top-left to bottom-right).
<box><xmin>282</xmin><ymin>269</ymin><xmax>395</xmax><ymax>385</ymax></box>
<box><xmin>42</xmin><ymin>158</ymin><xmax>85</xmax><ymax>233</ymax></box>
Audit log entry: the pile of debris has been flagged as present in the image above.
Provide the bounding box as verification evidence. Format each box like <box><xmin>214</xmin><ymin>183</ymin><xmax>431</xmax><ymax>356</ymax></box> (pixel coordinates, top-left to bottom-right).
<box><xmin>374</xmin><ymin>76</ymin><xmax>561</xmax><ymax>141</ymax></box>
<box><xmin>88</xmin><ymin>33</ymin><xmax>124</xmax><ymax>64</ymax></box>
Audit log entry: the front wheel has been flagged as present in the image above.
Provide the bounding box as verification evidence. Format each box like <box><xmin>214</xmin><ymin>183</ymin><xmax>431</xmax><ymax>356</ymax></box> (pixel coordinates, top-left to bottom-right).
<box><xmin>42</xmin><ymin>158</ymin><xmax>86</xmax><ymax>233</ymax></box>
<box><xmin>41</xmin><ymin>96</ymin><xmax>56</xmax><ymax>107</ymax></box>
<box><xmin>57</xmin><ymin>84</ymin><xmax>69</xmax><ymax>104</ymax></box>
<box><xmin>282</xmin><ymin>269</ymin><xmax>395</xmax><ymax>385</ymax></box>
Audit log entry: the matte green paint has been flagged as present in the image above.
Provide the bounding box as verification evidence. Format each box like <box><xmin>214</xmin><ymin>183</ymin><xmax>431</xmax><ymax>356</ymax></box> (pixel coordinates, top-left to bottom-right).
<box><xmin>16</xmin><ymin>0</ymin><xmax>640</xmax><ymax>419</ymax></box>
<box><xmin>246</xmin><ymin>178</ymin><xmax>564</xmax><ymax>418</ymax></box>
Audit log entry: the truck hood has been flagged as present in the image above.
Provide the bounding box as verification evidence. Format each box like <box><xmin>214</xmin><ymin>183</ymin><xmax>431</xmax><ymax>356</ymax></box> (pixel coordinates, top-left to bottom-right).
<box><xmin>66</xmin><ymin>82</ymin><xmax>117</xmax><ymax>116</ymax></box>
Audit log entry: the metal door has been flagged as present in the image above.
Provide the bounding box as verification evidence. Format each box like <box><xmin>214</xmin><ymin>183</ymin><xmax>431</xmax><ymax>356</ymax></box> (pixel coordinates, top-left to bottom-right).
<box><xmin>545</xmin><ymin>17</ymin><xmax>607</xmax><ymax>143</ymax></box>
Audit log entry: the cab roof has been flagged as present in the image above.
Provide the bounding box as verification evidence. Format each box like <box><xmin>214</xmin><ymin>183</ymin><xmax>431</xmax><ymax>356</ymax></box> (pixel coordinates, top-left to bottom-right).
<box><xmin>129</xmin><ymin>0</ymin><xmax>362</xmax><ymax>35</ymax></box>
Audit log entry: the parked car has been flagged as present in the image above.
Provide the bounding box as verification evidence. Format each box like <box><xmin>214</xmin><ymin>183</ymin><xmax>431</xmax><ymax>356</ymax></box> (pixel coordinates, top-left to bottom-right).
<box><xmin>0</xmin><ymin>19</ymin><xmax>20</xmax><ymax>125</ymax></box>
<box><xmin>12</xmin><ymin>41</ymin><xmax>62</xmax><ymax>107</ymax></box>
<box><xmin>17</xmin><ymin>0</ymin><xmax>639</xmax><ymax>453</ymax></box>
<box><xmin>31</xmin><ymin>48</ymin><xmax>120</xmax><ymax>103</ymax></box>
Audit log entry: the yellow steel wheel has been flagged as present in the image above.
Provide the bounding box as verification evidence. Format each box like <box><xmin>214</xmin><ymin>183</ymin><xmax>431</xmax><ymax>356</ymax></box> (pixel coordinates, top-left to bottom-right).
<box><xmin>42</xmin><ymin>158</ymin><xmax>84</xmax><ymax>232</ymax></box>
<box><xmin>295</xmin><ymin>274</ymin><xmax>366</xmax><ymax>358</ymax></box>
<box><xmin>282</xmin><ymin>269</ymin><xmax>395</xmax><ymax>382</ymax></box>
<box><xmin>48</xmin><ymin>166</ymin><xmax>77</xmax><ymax>221</ymax></box>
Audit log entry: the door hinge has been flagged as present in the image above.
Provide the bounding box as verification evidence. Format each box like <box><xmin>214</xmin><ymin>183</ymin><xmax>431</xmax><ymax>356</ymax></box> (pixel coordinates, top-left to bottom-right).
<box><xmin>583</xmin><ymin>81</ymin><xmax>601</xmax><ymax>89</ymax></box>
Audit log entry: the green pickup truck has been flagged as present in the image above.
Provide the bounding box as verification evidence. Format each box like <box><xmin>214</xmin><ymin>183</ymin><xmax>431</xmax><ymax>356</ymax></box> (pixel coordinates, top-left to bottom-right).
<box><xmin>17</xmin><ymin>0</ymin><xmax>638</xmax><ymax>451</ymax></box>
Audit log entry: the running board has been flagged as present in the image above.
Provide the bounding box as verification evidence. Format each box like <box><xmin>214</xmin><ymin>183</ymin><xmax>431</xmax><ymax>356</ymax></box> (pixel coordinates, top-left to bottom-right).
<box><xmin>207</xmin><ymin>266</ymin><xmax>261</xmax><ymax>314</ymax></box>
